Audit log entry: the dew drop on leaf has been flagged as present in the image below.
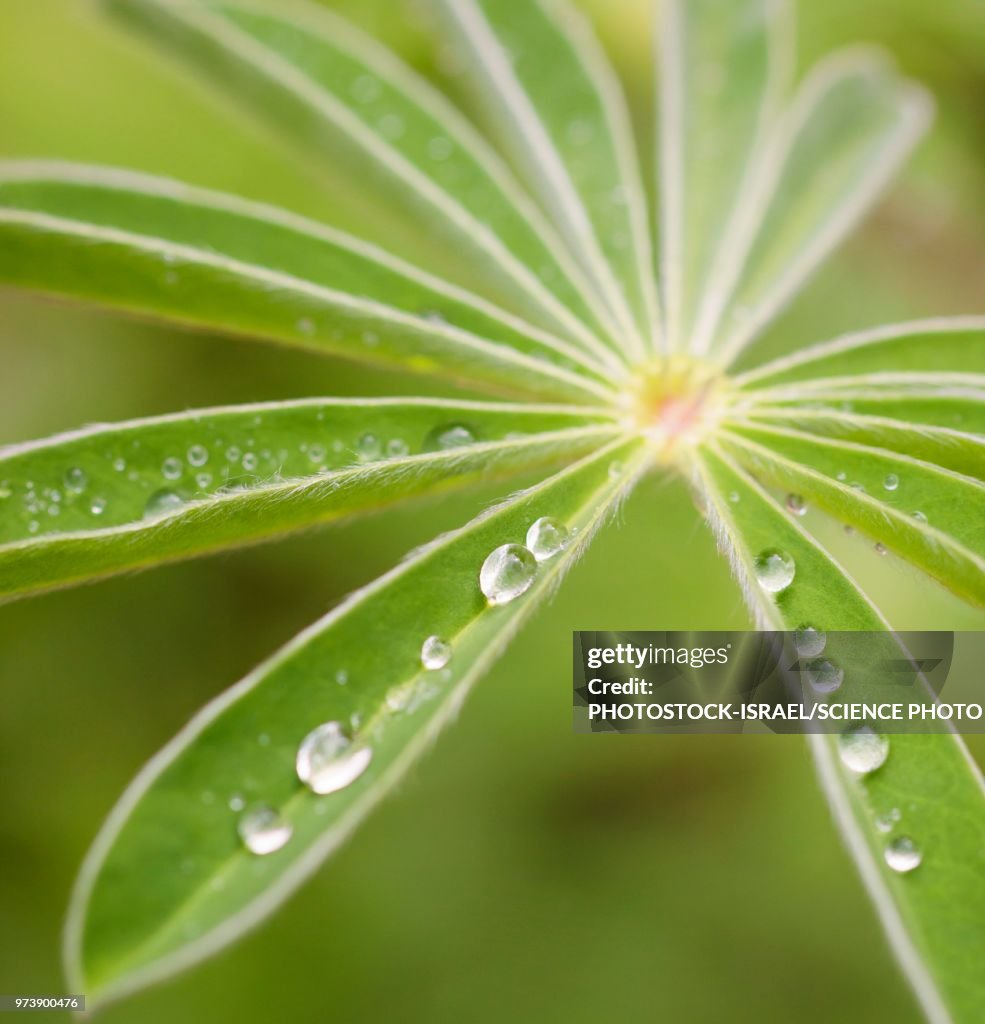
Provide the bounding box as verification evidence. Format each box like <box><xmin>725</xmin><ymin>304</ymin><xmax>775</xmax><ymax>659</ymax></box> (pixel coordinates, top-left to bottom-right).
<box><xmin>883</xmin><ymin>473</ymin><xmax>899</xmax><ymax>491</ymax></box>
<box><xmin>875</xmin><ymin>808</ymin><xmax>902</xmax><ymax>833</ymax></box>
<box><xmin>187</xmin><ymin>444</ymin><xmax>209</xmax><ymax>467</ymax></box>
<box><xmin>296</xmin><ymin>721</ymin><xmax>373</xmax><ymax>795</ymax></box>
<box><xmin>89</xmin><ymin>497</ymin><xmax>107</xmax><ymax>516</ymax></box>
<box><xmin>875</xmin><ymin>542</ymin><xmax>888</xmax><ymax>556</ymax></box>
<box><xmin>63</xmin><ymin>467</ymin><xmax>88</xmax><ymax>494</ymax></box>
<box><xmin>837</xmin><ymin>726</ymin><xmax>889</xmax><ymax>774</ymax></box>
<box><xmin>237</xmin><ymin>805</ymin><xmax>292</xmax><ymax>856</ymax></box>
<box><xmin>420</xmin><ymin>635</ymin><xmax>452</xmax><ymax>671</ymax></box>
<box><xmin>753</xmin><ymin>550</ymin><xmax>795</xmax><ymax>593</ymax></box>
<box><xmin>242</xmin><ymin>452</ymin><xmax>258</xmax><ymax>472</ymax></box>
<box><xmin>387</xmin><ymin>438</ymin><xmax>410</xmax><ymax>458</ymax></box>
<box><xmin>424</xmin><ymin>423</ymin><xmax>477</xmax><ymax>451</ymax></box>
<box><xmin>525</xmin><ymin>516</ymin><xmax>569</xmax><ymax>561</ymax></box>
<box><xmin>162</xmin><ymin>457</ymin><xmax>183</xmax><ymax>481</ymax></box>
<box><xmin>785</xmin><ymin>494</ymin><xmax>807</xmax><ymax>516</ymax></box>
<box><xmin>144</xmin><ymin>489</ymin><xmax>184</xmax><ymax>518</ymax></box>
<box><xmin>912</xmin><ymin>511</ymin><xmax>928</xmax><ymax>524</ymax></box>
<box><xmin>804</xmin><ymin>657</ymin><xmax>845</xmax><ymax>694</ymax></box>
<box><xmin>357</xmin><ymin>433</ymin><xmax>382</xmax><ymax>460</ymax></box>
<box><xmin>793</xmin><ymin>626</ymin><xmax>826</xmax><ymax>658</ymax></box>
<box><xmin>480</xmin><ymin>543</ymin><xmax>537</xmax><ymax>605</ymax></box>
<box><xmin>885</xmin><ymin>836</ymin><xmax>922</xmax><ymax>874</ymax></box>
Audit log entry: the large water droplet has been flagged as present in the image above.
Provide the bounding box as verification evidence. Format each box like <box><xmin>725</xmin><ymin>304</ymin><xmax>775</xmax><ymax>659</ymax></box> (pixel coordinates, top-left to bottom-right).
<box><xmin>144</xmin><ymin>489</ymin><xmax>184</xmax><ymax>518</ymax></box>
<box><xmin>793</xmin><ymin>626</ymin><xmax>826</xmax><ymax>658</ymax></box>
<box><xmin>480</xmin><ymin>544</ymin><xmax>537</xmax><ymax>605</ymax></box>
<box><xmin>296</xmin><ymin>721</ymin><xmax>372</xmax><ymax>795</ymax></box>
<box><xmin>63</xmin><ymin>467</ymin><xmax>88</xmax><ymax>494</ymax></box>
<box><xmin>420</xmin><ymin>635</ymin><xmax>452</xmax><ymax>671</ymax></box>
<box><xmin>754</xmin><ymin>550</ymin><xmax>795</xmax><ymax>593</ymax></box>
<box><xmin>885</xmin><ymin>836</ymin><xmax>922</xmax><ymax>874</ymax></box>
<box><xmin>838</xmin><ymin>726</ymin><xmax>890</xmax><ymax>774</ymax></box>
<box><xmin>424</xmin><ymin>423</ymin><xmax>477</xmax><ymax>451</ymax></box>
<box><xmin>237</xmin><ymin>805</ymin><xmax>292</xmax><ymax>855</ymax></box>
<box><xmin>525</xmin><ymin>516</ymin><xmax>569</xmax><ymax>561</ymax></box>
<box><xmin>804</xmin><ymin>657</ymin><xmax>845</xmax><ymax>694</ymax></box>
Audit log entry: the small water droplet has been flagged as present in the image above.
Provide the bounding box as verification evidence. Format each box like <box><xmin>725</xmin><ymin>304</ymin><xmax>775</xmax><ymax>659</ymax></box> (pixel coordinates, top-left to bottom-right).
<box><xmin>844</xmin><ymin>524</ymin><xmax>856</xmax><ymax>536</ymax></box>
<box><xmin>753</xmin><ymin>550</ymin><xmax>795</xmax><ymax>593</ymax></box>
<box><xmin>608</xmin><ymin>461</ymin><xmax>623</xmax><ymax>480</ymax></box>
<box><xmin>424</xmin><ymin>423</ymin><xmax>477</xmax><ymax>451</ymax></box>
<box><xmin>297</xmin><ymin>317</ymin><xmax>315</xmax><ymax>336</ymax></box>
<box><xmin>875</xmin><ymin>808</ymin><xmax>902</xmax><ymax>833</ymax></box>
<box><xmin>874</xmin><ymin>542</ymin><xmax>888</xmax><ymax>556</ymax></box>
<box><xmin>785</xmin><ymin>494</ymin><xmax>807</xmax><ymax>516</ymax></box>
<box><xmin>195</xmin><ymin>472</ymin><xmax>213</xmax><ymax>489</ymax></box>
<box><xmin>357</xmin><ymin>433</ymin><xmax>382</xmax><ymax>460</ymax></box>
<box><xmin>162</xmin><ymin>457</ymin><xmax>183</xmax><ymax>481</ymax></box>
<box><xmin>63</xmin><ymin>467</ymin><xmax>88</xmax><ymax>494</ymax></box>
<box><xmin>804</xmin><ymin>657</ymin><xmax>845</xmax><ymax>694</ymax></box>
<box><xmin>187</xmin><ymin>444</ymin><xmax>209</xmax><ymax>467</ymax></box>
<box><xmin>421</xmin><ymin>635</ymin><xmax>452</xmax><ymax>671</ymax></box>
<box><xmin>226</xmin><ymin>446</ymin><xmax>242</xmax><ymax>463</ymax></box>
<box><xmin>242</xmin><ymin>452</ymin><xmax>258</xmax><ymax>472</ymax></box>
<box><xmin>883</xmin><ymin>473</ymin><xmax>899</xmax><ymax>492</ymax></box>
<box><xmin>525</xmin><ymin>516</ymin><xmax>569</xmax><ymax>561</ymax></box>
<box><xmin>912</xmin><ymin>510</ymin><xmax>928</xmax><ymax>524</ymax></box>
<box><xmin>838</xmin><ymin>726</ymin><xmax>889</xmax><ymax>774</ymax></box>
<box><xmin>238</xmin><ymin>805</ymin><xmax>292</xmax><ymax>855</ymax></box>
<box><xmin>229</xmin><ymin>794</ymin><xmax>245</xmax><ymax>812</ymax></box>
<box><xmin>727</xmin><ymin>491</ymin><xmax>740</xmax><ymax>504</ymax></box>
<box><xmin>793</xmin><ymin>626</ymin><xmax>826</xmax><ymax>658</ymax></box>
<box><xmin>885</xmin><ymin>836</ymin><xmax>922</xmax><ymax>874</ymax></box>
<box><xmin>144</xmin><ymin>489</ymin><xmax>184</xmax><ymax>518</ymax></box>
<box><xmin>480</xmin><ymin>544</ymin><xmax>537</xmax><ymax>605</ymax></box>
<box><xmin>113</xmin><ymin>457</ymin><xmax>127</xmax><ymax>473</ymax></box>
<box><xmin>89</xmin><ymin>497</ymin><xmax>107</xmax><ymax>516</ymax></box>
<box><xmin>386</xmin><ymin>438</ymin><xmax>409</xmax><ymax>458</ymax></box>
<box><xmin>296</xmin><ymin>721</ymin><xmax>373</xmax><ymax>794</ymax></box>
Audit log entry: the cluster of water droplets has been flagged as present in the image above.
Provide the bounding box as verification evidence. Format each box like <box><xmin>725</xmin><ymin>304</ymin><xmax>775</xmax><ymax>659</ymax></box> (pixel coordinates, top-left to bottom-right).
<box><xmin>1</xmin><ymin>415</ymin><xmax>484</xmax><ymax>543</ymax></box>
<box><xmin>479</xmin><ymin>516</ymin><xmax>571</xmax><ymax>606</ymax></box>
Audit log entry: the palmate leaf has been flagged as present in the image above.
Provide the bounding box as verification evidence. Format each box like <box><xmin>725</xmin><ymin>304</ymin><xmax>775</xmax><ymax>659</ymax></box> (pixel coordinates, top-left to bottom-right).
<box><xmin>693</xmin><ymin>447</ymin><xmax>985</xmax><ymax>1023</ymax></box>
<box><xmin>0</xmin><ymin>398</ymin><xmax>617</xmax><ymax>600</ymax></box>
<box><xmin>0</xmin><ymin>0</ymin><xmax>980</xmax><ymax>1016</ymax></box>
<box><xmin>64</xmin><ymin>437</ymin><xmax>647</xmax><ymax>1004</ymax></box>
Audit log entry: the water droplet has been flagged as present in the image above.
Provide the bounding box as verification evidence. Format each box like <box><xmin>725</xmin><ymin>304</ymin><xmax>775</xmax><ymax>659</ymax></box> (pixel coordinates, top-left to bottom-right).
<box><xmin>785</xmin><ymin>494</ymin><xmax>807</xmax><ymax>516</ymax></box>
<box><xmin>195</xmin><ymin>472</ymin><xmax>213</xmax><ymax>489</ymax></box>
<box><xmin>357</xmin><ymin>433</ymin><xmax>382</xmax><ymax>460</ymax></box>
<box><xmin>27</xmin><ymin>520</ymin><xmax>40</xmax><ymax>534</ymax></box>
<box><xmin>113</xmin><ymin>457</ymin><xmax>127</xmax><ymax>473</ymax></box>
<box><xmin>525</xmin><ymin>516</ymin><xmax>569</xmax><ymax>561</ymax></box>
<box><xmin>237</xmin><ymin>805</ymin><xmax>292</xmax><ymax>855</ymax></box>
<box><xmin>144</xmin><ymin>489</ymin><xmax>184</xmax><ymax>518</ymax></box>
<box><xmin>883</xmin><ymin>473</ymin><xmax>899</xmax><ymax>492</ymax></box>
<box><xmin>63</xmin><ymin>467</ymin><xmax>88</xmax><ymax>494</ymax></box>
<box><xmin>875</xmin><ymin>808</ymin><xmax>902</xmax><ymax>833</ymax></box>
<box><xmin>480</xmin><ymin>544</ymin><xmax>537</xmax><ymax>605</ymax></box>
<box><xmin>242</xmin><ymin>452</ymin><xmax>258</xmax><ymax>472</ymax></box>
<box><xmin>844</xmin><ymin>524</ymin><xmax>856</xmax><ymax>536</ymax></box>
<box><xmin>335</xmin><ymin>669</ymin><xmax>349</xmax><ymax>686</ymax></box>
<box><xmin>362</xmin><ymin>329</ymin><xmax>380</xmax><ymax>348</ymax></box>
<box><xmin>226</xmin><ymin>446</ymin><xmax>242</xmax><ymax>463</ymax></box>
<box><xmin>187</xmin><ymin>444</ymin><xmax>209</xmax><ymax>467</ymax></box>
<box><xmin>89</xmin><ymin>497</ymin><xmax>107</xmax><ymax>516</ymax></box>
<box><xmin>421</xmin><ymin>635</ymin><xmax>452</xmax><ymax>671</ymax></box>
<box><xmin>424</xmin><ymin>423</ymin><xmax>477</xmax><ymax>451</ymax></box>
<box><xmin>874</xmin><ymin>542</ymin><xmax>888</xmax><ymax>556</ymax></box>
<box><xmin>793</xmin><ymin>626</ymin><xmax>826</xmax><ymax>658</ymax></box>
<box><xmin>885</xmin><ymin>836</ymin><xmax>922</xmax><ymax>874</ymax></box>
<box><xmin>297</xmin><ymin>317</ymin><xmax>315</xmax><ymax>336</ymax></box>
<box><xmin>753</xmin><ymin>550</ymin><xmax>795</xmax><ymax>594</ymax></box>
<box><xmin>229</xmin><ymin>794</ymin><xmax>245</xmax><ymax>812</ymax></box>
<box><xmin>912</xmin><ymin>510</ymin><xmax>928</xmax><ymax>524</ymax></box>
<box><xmin>296</xmin><ymin>721</ymin><xmax>373</xmax><ymax>795</ymax></box>
<box><xmin>727</xmin><ymin>491</ymin><xmax>740</xmax><ymax>504</ymax></box>
<box><xmin>804</xmin><ymin>657</ymin><xmax>845</xmax><ymax>694</ymax></box>
<box><xmin>838</xmin><ymin>726</ymin><xmax>890</xmax><ymax>774</ymax></box>
<box><xmin>162</xmin><ymin>457</ymin><xmax>183</xmax><ymax>481</ymax></box>
<box><xmin>386</xmin><ymin>438</ymin><xmax>409</xmax><ymax>458</ymax></box>
<box><xmin>608</xmin><ymin>461</ymin><xmax>623</xmax><ymax>480</ymax></box>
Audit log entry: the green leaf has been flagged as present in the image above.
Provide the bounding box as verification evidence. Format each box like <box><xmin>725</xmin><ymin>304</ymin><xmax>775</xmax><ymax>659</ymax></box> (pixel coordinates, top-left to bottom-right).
<box><xmin>658</xmin><ymin>0</ymin><xmax>792</xmax><ymax>353</ymax></box>
<box><xmin>0</xmin><ymin>163</ymin><xmax>621</xmax><ymax>403</ymax></box>
<box><xmin>64</xmin><ymin>436</ymin><xmax>647</xmax><ymax>1005</ymax></box>
<box><xmin>434</xmin><ymin>0</ymin><xmax>659</xmax><ymax>358</ymax></box>
<box><xmin>103</xmin><ymin>0</ymin><xmax>624</xmax><ymax>362</ymax></box>
<box><xmin>0</xmin><ymin>398</ymin><xmax>618</xmax><ymax>601</ymax></box>
<box><xmin>717</xmin><ymin>421</ymin><xmax>985</xmax><ymax>606</ymax></box>
<box><xmin>734</xmin><ymin>319</ymin><xmax>985</xmax><ymax>388</ymax></box>
<box><xmin>694</xmin><ymin>443</ymin><xmax>985</xmax><ymax>1024</ymax></box>
<box><xmin>707</xmin><ymin>53</ymin><xmax>932</xmax><ymax>364</ymax></box>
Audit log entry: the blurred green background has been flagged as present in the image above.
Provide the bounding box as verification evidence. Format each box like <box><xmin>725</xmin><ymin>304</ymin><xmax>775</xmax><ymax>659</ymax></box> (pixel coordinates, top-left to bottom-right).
<box><xmin>1</xmin><ymin>1</ymin><xmax>983</xmax><ymax>1021</ymax></box>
